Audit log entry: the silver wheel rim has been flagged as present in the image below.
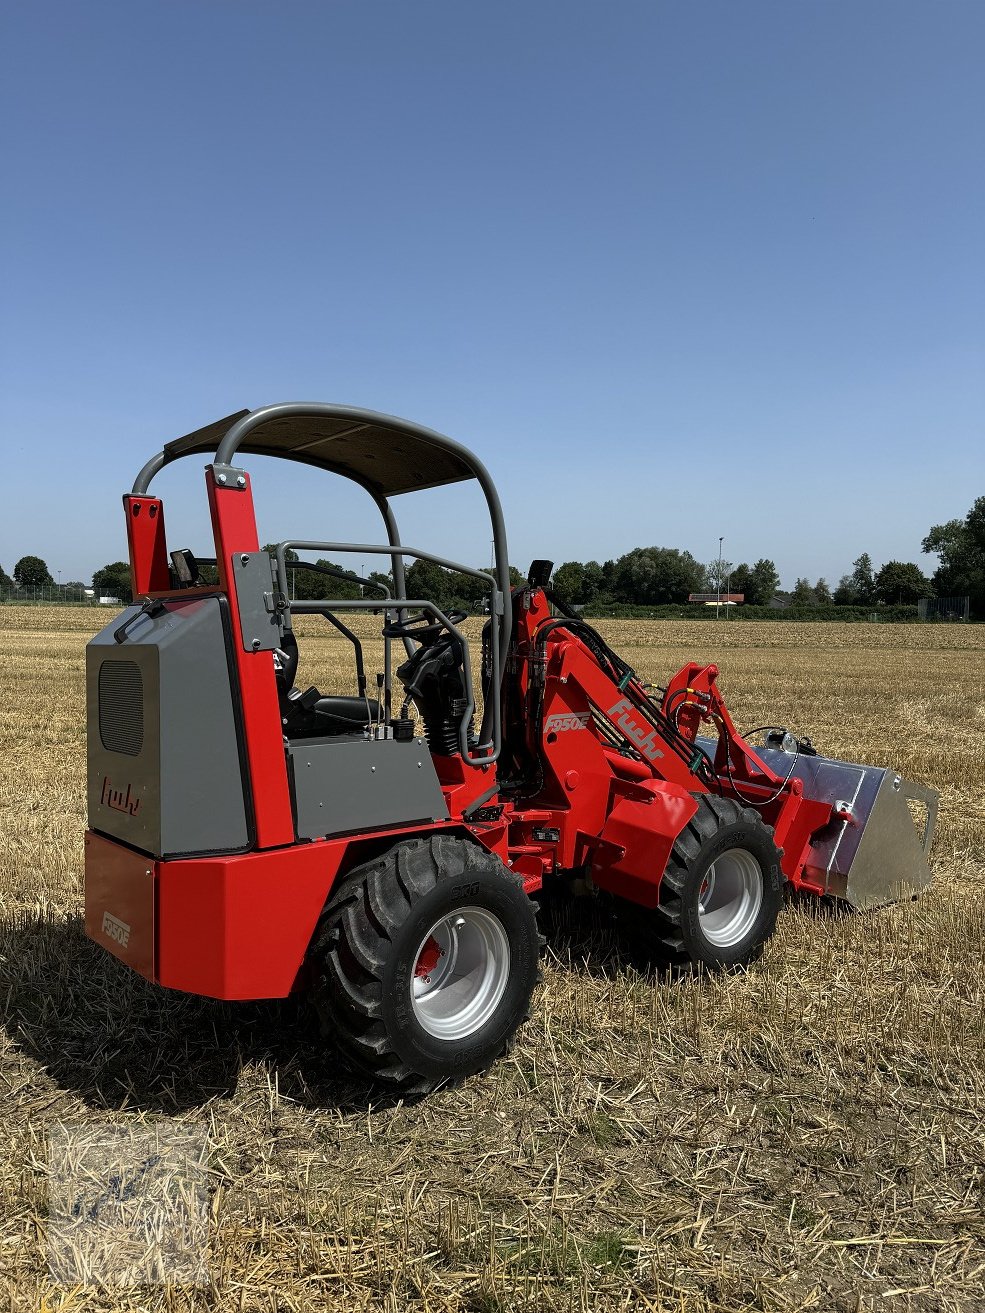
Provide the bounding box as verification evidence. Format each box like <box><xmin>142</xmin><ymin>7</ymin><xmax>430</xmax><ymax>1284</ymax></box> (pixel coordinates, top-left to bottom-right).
<box><xmin>411</xmin><ymin>906</ymin><xmax>511</xmax><ymax>1040</ymax></box>
<box><xmin>697</xmin><ymin>848</ymin><xmax>764</xmax><ymax>948</ymax></box>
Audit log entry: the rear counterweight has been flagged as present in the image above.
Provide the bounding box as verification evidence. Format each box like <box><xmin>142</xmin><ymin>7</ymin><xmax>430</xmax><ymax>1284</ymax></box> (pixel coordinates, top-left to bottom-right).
<box><xmin>86</xmin><ymin>594</ymin><xmax>252</xmax><ymax>859</ymax></box>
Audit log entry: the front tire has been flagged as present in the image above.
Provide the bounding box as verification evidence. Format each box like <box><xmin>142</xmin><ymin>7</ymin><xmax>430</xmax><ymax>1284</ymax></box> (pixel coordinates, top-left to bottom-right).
<box><xmin>653</xmin><ymin>795</ymin><xmax>784</xmax><ymax>969</ymax></box>
<box><xmin>311</xmin><ymin>835</ymin><xmax>540</xmax><ymax>1091</ymax></box>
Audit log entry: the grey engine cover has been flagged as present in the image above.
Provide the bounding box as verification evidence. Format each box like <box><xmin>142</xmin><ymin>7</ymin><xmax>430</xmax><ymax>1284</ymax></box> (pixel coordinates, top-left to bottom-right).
<box><xmin>87</xmin><ymin>596</ymin><xmax>250</xmax><ymax>858</ymax></box>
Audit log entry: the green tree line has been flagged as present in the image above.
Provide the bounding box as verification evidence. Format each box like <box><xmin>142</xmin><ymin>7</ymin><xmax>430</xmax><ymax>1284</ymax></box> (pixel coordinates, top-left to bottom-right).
<box><xmin>4</xmin><ymin>495</ymin><xmax>982</xmax><ymax>615</ymax></box>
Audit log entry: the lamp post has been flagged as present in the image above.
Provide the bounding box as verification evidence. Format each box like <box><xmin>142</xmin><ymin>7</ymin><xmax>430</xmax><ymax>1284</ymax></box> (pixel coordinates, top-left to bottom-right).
<box><xmin>716</xmin><ymin>537</ymin><xmax>723</xmax><ymax>619</ymax></box>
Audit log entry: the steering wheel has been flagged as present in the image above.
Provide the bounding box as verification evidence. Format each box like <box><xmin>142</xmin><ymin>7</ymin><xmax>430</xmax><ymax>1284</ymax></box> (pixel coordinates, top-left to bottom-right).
<box><xmin>383</xmin><ymin>609</ymin><xmax>468</xmax><ymax>647</ymax></box>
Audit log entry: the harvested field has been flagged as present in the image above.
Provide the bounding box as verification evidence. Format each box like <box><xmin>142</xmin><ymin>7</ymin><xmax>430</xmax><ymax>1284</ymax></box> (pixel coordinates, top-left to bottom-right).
<box><xmin>1</xmin><ymin>608</ymin><xmax>983</xmax><ymax>1311</ymax></box>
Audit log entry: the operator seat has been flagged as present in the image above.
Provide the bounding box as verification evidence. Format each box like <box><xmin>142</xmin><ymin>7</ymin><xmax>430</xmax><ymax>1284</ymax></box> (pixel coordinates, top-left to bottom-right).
<box><xmin>274</xmin><ymin>630</ymin><xmax>382</xmax><ymax>737</ymax></box>
<box><xmin>313</xmin><ymin>695</ymin><xmax>381</xmax><ymax>731</ymax></box>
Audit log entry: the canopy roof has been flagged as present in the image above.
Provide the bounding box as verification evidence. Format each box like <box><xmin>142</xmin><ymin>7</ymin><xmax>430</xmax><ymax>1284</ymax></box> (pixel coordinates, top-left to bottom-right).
<box><xmin>163</xmin><ymin>405</ymin><xmax>477</xmax><ymax>497</ymax></box>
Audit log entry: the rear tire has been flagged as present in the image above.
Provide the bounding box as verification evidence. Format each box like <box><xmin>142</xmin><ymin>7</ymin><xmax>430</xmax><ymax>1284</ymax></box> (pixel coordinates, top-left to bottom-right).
<box><xmin>653</xmin><ymin>795</ymin><xmax>784</xmax><ymax>969</ymax></box>
<box><xmin>310</xmin><ymin>834</ymin><xmax>540</xmax><ymax>1091</ymax></box>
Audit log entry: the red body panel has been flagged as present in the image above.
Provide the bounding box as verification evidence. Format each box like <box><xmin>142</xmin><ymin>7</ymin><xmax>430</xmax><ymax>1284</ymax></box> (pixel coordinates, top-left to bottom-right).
<box><xmin>85</xmin><ymin>831</ymin><xmax>155</xmax><ymax>979</ymax></box>
<box><xmin>535</xmin><ymin>677</ymin><xmax>613</xmax><ymax>869</ymax></box>
<box><xmin>84</xmin><ymin>833</ymin><xmax>341</xmax><ymax>999</ymax></box>
<box><xmin>206</xmin><ymin>469</ymin><xmax>295</xmax><ymax>849</ymax></box>
<box><xmin>124</xmin><ymin>495</ymin><xmax>170</xmax><ymax>598</ymax></box>
<box><xmin>86</xmin><ymin>821</ymin><xmax>514</xmax><ymax>1000</ymax></box>
<box><xmin>591</xmin><ymin>780</ymin><xmax>699</xmax><ymax>908</ymax></box>
<box><xmin>156</xmin><ymin>843</ymin><xmax>345</xmax><ymax>998</ymax></box>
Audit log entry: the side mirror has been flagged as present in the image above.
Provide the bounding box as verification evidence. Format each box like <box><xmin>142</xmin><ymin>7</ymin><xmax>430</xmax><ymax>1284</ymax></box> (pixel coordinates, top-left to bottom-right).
<box><xmin>170</xmin><ymin>548</ymin><xmax>200</xmax><ymax>586</ymax></box>
<box><xmin>527</xmin><ymin>560</ymin><xmax>554</xmax><ymax>588</ymax></box>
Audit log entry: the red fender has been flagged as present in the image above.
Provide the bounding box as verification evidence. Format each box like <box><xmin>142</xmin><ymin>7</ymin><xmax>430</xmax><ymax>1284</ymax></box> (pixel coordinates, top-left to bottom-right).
<box><xmin>590</xmin><ymin>779</ymin><xmax>699</xmax><ymax>909</ymax></box>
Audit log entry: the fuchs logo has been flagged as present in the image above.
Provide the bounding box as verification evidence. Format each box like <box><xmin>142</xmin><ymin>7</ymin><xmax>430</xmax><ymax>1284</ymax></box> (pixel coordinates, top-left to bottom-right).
<box><xmin>608</xmin><ymin>698</ymin><xmax>665</xmax><ymax>761</ymax></box>
<box><xmin>545</xmin><ymin>710</ymin><xmax>590</xmax><ymax>734</ymax></box>
<box><xmin>101</xmin><ymin>911</ymin><xmax>131</xmax><ymax>948</ymax></box>
<box><xmin>101</xmin><ymin>775</ymin><xmax>141</xmax><ymax>816</ymax></box>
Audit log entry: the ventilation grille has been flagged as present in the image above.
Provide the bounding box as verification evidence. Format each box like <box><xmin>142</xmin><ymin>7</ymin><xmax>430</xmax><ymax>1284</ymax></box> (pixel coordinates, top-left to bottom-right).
<box><xmin>98</xmin><ymin>660</ymin><xmax>144</xmax><ymax>757</ymax></box>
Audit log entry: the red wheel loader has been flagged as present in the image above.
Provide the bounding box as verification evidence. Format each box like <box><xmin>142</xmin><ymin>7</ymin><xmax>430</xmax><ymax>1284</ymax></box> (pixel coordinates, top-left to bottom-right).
<box><xmin>85</xmin><ymin>404</ymin><xmax>938</xmax><ymax>1090</ymax></box>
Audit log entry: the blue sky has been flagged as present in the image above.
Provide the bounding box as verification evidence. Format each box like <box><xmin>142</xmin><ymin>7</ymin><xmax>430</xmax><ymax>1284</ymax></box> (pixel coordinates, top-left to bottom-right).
<box><xmin>1</xmin><ymin>1</ymin><xmax>982</xmax><ymax>588</ymax></box>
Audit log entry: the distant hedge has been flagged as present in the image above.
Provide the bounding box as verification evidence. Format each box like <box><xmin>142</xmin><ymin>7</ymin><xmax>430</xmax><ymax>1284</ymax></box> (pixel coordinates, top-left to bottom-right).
<box><xmin>580</xmin><ymin>602</ymin><xmax>934</xmax><ymax>623</ymax></box>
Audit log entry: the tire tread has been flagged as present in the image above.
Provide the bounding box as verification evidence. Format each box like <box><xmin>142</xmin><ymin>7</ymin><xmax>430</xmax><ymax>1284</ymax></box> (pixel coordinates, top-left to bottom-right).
<box><xmin>649</xmin><ymin>793</ymin><xmax>782</xmax><ymax>969</ymax></box>
<box><xmin>310</xmin><ymin>835</ymin><xmax>537</xmax><ymax>1091</ymax></box>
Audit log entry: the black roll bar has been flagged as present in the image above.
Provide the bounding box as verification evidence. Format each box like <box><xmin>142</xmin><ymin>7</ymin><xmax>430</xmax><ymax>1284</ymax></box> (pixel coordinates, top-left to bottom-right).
<box><xmin>282</xmin><ymin>557</ymin><xmax>391</xmax><ymax>600</ymax></box>
<box><xmin>131</xmin><ymin>403</ymin><xmax>513</xmax><ymax>749</ymax></box>
<box><xmin>275</xmin><ymin>541</ymin><xmax>501</xmax><ymax>765</ymax></box>
<box><xmin>132</xmin><ymin>444</ymin><xmax>413</xmax><ymax>652</ymax></box>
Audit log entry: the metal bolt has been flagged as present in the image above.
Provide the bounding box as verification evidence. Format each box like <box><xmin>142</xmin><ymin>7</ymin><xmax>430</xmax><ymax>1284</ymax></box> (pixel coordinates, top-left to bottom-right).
<box><xmin>240</xmin><ymin>553</ymin><xmax>250</xmax><ymax>565</ymax></box>
<box><xmin>236</xmin><ymin>475</ymin><xmax>246</xmax><ymax>488</ymax></box>
<box><xmin>417</xmin><ymin>761</ymin><xmax>422</xmax><ymax>768</ymax></box>
<box><xmin>423</xmin><ymin>976</ymin><xmax>431</xmax><ymax>984</ymax></box>
<box><xmin>251</xmin><ymin>638</ymin><xmax>261</xmax><ymax>650</ymax></box>
<box><xmin>438</xmin><ymin>949</ymin><xmax>445</xmax><ymax>957</ymax></box>
<box><xmin>371</xmin><ymin>765</ymin><xmax>376</xmax><ymax>772</ymax></box>
<box><xmin>453</xmin><ymin>916</ymin><xmax>466</xmax><ymax>929</ymax></box>
<box><xmin>217</xmin><ymin>473</ymin><xmax>227</xmax><ymax>485</ymax></box>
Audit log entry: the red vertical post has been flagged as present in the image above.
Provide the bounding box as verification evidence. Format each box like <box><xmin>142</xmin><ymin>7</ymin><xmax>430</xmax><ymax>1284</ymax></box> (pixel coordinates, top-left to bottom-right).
<box><xmin>124</xmin><ymin>495</ymin><xmax>171</xmax><ymax>598</ymax></box>
<box><xmin>207</xmin><ymin>466</ymin><xmax>295</xmax><ymax>849</ymax></box>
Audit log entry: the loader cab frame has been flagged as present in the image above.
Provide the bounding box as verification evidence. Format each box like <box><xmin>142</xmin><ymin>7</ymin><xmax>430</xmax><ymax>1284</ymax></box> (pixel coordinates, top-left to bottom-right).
<box><xmin>126</xmin><ymin>403</ymin><xmax>514</xmax><ymax>850</ymax></box>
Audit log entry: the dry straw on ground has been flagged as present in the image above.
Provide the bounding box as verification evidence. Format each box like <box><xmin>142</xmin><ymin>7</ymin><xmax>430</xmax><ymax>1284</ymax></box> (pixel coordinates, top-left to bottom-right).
<box><xmin>0</xmin><ymin>608</ymin><xmax>983</xmax><ymax>1311</ymax></box>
